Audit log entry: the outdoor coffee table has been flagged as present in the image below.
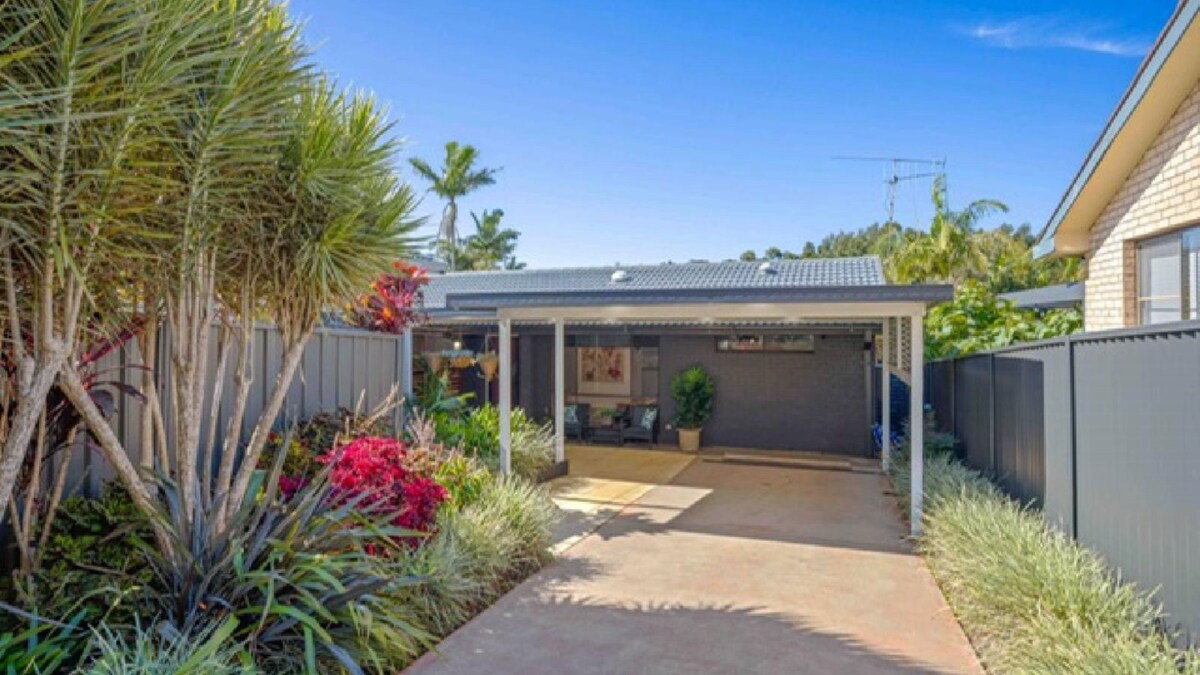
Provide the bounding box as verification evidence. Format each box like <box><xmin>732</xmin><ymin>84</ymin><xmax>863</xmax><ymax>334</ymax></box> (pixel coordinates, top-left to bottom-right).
<box><xmin>588</xmin><ymin>426</ymin><xmax>623</xmax><ymax>445</ymax></box>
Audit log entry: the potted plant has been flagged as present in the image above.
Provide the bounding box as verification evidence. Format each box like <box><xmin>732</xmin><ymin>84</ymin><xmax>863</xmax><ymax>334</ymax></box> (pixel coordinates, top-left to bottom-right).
<box><xmin>593</xmin><ymin>406</ymin><xmax>624</xmax><ymax>427</ymax></box>
<box><xmin>670</xmin><ymin>365</ymin><xmax>714</xmax><ymax>452</ymax></box>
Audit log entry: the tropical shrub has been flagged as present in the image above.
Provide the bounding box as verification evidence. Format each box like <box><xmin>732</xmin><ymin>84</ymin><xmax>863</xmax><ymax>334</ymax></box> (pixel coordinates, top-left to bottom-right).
<box><xmin>129</xmin><ymin>453</ymin><xmax>431</xmax><ymax>673</ymax></box>
<box><xmin>320</xmin><ymin>437</ymin><xmax>449</xmax><ymax>541</ymax></box>
<box><xmin>890</xmin><ymin>451</ymin><xmax>1200</xmax><ymax>673</ymax></box>
<box><xmin>440</xmin><ymin>406</ymin><xmax>554</xmax><ymax>480</ymax></box>
<box><xmin>925</xmin><ymin>280</ymin><xmax>1082</xmax><ymax>359</ymax></box>
<box><xmin>670</xmin><ymin>366</ymin><xmax>715</xmax><ymax>429</ymax></box>
<box><xmin>259</xmin><ymin>404</ymin><xmax>398</xmax><ymax>481</ymax></box>
<box><xmin>19</xmin><ymin>485</ymin><xmax>154</xmax><ymax>628</ymax></box>
<box><xmin>347</xmin><ymin>261</ymin><xmax>429</xmax><ymax>333</ymax></box>
<box><xmin>410</xmin><ymin>366</ymin><xmax>473</xmax><ymax>439</ymax></box>
<box><xmin>434</xmin><ymin>455</ymin><xmax>495</xmax><ymax>510</ymax></box>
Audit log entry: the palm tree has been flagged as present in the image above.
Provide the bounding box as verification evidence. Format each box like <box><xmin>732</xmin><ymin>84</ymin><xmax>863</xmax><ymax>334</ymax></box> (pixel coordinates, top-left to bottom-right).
<box><xmin>409</xmin><ymin>142</ymin><xmax>498</xmax><ymax>270</ymax></box>
<box><xmin>1</xmin><ymin>0</ymin><xmax>419</xmax><ymax>537</ymax></box>
<box><xmin>0</xmin><ymin>0</ymin><xmax>245</xmax><ymax>523</ymax></box>
<box><xmin>890</xmin><ymin>175</ymin><xmax>1007</xmax><ymax>284</ymax></box>
<box><xmin>464</xmin><ymin>209</ymin><xmax>521</xmax><ymax>270</ymax></box>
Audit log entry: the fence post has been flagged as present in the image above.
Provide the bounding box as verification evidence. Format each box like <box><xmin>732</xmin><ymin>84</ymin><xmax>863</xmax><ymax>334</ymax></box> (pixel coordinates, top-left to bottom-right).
<box><xmin>1067</xmin><ymin>335</ymin><xmax>1078</xmax><ymax>538</ymax></box>
<box><xmin>949</xmin><ymin>358</ymin><xmax>957</xmax><ymax>438</ymax></box>
<box><xmin>989</xmin><ymin>352</ymin><xmax>998</xmax><ymax>478</ymax></box>
<box><xmin>400</xmin><ymin>331</ymin><xmax>410</xmax><ymax>429</ymax></box>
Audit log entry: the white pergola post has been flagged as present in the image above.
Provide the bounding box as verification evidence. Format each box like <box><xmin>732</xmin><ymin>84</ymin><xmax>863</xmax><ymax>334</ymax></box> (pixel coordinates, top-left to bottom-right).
<box><xmin>910</xmin><ymin>310</ymin><xmax>925</xmax><ymax>536</ymax></box>
<box><xmin>498</xmin><ymin>318</ymin><xmax>513</xmax><ymax>475</ymax></box>
<box><xmin>881</xmin><ymin>320</ymin><xmax>891</xmax><ymax>472</ymax></box>
<box><xmin>553</xmin><ymin>319</ymin><xmax>566</xmax><ymax>464</ymax></box>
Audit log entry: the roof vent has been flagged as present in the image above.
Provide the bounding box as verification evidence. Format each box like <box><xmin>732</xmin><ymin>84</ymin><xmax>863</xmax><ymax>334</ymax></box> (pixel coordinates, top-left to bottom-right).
<box><xmin>610</xmin><ymin>269</ymin><xmax>629</xmax><ymax>283</ymax></box>
<box><xmin>758</xmin><ymin>261</ymin><xmax>777</xmax><ymax>275</ymax></box>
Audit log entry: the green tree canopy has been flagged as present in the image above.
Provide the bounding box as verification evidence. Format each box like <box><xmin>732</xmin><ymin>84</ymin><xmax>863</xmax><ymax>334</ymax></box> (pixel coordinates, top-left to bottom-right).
<box><xmin>926</xmin><ymin>281</ymin><xmax>1082</xmax><ymax>359</ymax></box>
<box><xmin>742</xmin><ymin>176</ymin><xmax>1083</xmax><ymax>356</ymax></box>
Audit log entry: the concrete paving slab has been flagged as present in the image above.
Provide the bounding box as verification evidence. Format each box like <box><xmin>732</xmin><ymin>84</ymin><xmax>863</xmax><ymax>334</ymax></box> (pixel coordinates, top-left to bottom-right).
<box><xmin>408</xmin><ymin>451</ymin><xmax>981</xmax><ymax>675</ymax></box>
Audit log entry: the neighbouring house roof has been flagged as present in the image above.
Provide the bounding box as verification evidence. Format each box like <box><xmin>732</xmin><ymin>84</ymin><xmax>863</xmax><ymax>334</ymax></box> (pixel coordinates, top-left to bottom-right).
<box><xmin>422</xmin><ymin>257</ymin><xmax>887</xmax><ymax>310</ymax></box>
<box><xmin>999</xmin><ymin>282</ymin><xmax>1085</xmax><ymax>310</ymax></box>
<box><xmin>418</xmin><ymin>256</ymin><xmax>951</xmax><ymax>324</ymax></box>
<box><xmin>408</xmin><ymin>254</ymin><xmax>447</xmax><ymax>274</ymax></box>
<box><xmin>1036</xmin><ymin>0</ymin><xmax>1200</xmax><ymax>258</ymax></box>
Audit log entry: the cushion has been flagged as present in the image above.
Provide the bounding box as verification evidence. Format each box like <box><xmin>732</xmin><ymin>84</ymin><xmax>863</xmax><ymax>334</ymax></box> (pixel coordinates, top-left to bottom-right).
<box><xmin>564</xmin><ymin>405</ymin><xmax>578</xmax><ymax>425</ymax></box>
<box><xmin>640</xmin><ymin>407</ymin><xmax>658</xmax><ymax>429</ymax></box>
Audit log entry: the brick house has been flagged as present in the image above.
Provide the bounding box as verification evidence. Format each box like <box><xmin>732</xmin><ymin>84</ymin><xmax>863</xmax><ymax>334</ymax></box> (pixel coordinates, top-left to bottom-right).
<box><xmin>1037</xmin><ymin>0</ymin><xmax>1200</xmax><ymax>331</ymax></box>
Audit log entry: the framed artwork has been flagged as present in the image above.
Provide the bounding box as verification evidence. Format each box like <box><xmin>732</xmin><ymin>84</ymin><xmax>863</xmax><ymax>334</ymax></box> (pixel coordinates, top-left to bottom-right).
<box><xmin>577</xmin><ymin>346</ymin><xmax>632</xmax><ymax>396</ymax></box>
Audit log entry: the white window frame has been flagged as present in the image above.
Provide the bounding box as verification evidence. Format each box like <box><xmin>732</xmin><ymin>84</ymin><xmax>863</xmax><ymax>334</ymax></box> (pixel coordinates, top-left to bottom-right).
<box><xmin>1136</xmin><ymin>225</ymin><xmax>1200</xmax><ymax>325</ymax></box>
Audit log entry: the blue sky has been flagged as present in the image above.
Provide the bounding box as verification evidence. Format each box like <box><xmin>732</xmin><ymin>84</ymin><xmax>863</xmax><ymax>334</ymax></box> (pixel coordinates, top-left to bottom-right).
<box><xmin>290</xmin><ymin>1</ymin><xmax>1173</xmax><ymax>267</ymax></box>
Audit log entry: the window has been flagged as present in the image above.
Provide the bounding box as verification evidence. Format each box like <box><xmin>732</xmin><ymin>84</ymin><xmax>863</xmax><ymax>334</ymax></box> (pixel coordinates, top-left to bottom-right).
<box><xmin>1136</xmin><ymin>226</ymin><xmax>1200</xmax><ymax>325</ymax></box>
<box><xmin>716</xmin><ymin>334</ymin><xmax>815</xmax><ymax>353</ymax></box>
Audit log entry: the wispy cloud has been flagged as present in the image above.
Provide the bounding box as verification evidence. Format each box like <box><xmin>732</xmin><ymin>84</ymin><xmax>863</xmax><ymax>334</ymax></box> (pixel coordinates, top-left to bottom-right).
<box><xmin>960</xmin><ymin>17</ymin><xmax>1150</xmax><ymax>57</ymax></box>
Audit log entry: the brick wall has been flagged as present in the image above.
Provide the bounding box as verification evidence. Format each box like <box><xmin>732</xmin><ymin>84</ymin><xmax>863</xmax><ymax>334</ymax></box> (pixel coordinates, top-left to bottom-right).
<box><xmin>1086</xmin><ymin>79</ymin><xmax>1200</xmax><ymax>330</ymax></box>
<box><xmin>658</xmin><ymin>334</ymin><xmax>871</xmax><ymax>455</ymax></box>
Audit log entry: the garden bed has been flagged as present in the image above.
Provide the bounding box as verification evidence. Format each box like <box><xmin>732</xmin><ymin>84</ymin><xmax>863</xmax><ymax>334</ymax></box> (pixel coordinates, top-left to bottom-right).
<box><xmin>890</xmin><ymin>449</ymin><xmax>1199</xmax><ymax>673</ymax></box>
<box><xmin>1</xmin><ymin>401</ymin><xmax>563</xmax><ymax>673</ymax></box>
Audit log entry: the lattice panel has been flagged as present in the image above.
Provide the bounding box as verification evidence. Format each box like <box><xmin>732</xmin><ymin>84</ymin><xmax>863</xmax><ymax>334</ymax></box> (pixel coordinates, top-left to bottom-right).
<box><xmin>885</xmin><ymin>317</ymin><xmax>912</xmax><ymax>382</ymax></box>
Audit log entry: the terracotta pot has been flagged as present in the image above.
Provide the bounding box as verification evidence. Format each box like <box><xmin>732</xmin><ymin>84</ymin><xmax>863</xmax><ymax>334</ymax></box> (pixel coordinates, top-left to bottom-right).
<box><xmin>677</xmin><ymin>428</ymin><xmax>702</xmax><ymax>453</ymax></box>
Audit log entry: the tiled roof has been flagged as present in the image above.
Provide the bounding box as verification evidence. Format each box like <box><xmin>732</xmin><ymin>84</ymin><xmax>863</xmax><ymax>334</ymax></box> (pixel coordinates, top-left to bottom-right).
<box><xmin>422</xmin><ymin>257</ymin><xmax>886</xmax><ymax>310</ymax></box>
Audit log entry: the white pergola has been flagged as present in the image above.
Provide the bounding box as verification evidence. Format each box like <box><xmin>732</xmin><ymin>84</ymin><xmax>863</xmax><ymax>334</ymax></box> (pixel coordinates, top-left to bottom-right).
<box><xmin>439</xmin><ymin>291</ymin><xmax>943</xmax><ymax>536</ymax></box>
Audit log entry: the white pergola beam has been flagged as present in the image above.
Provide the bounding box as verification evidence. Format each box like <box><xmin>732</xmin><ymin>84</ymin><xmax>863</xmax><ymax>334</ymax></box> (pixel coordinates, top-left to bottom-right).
<box><xmin>498</xmin><ymin>318</ymin><xmax>512</xmax><ymax>474</ymax></box>
<box><xmin>553</xmin><ymin>319</ymin><xmax>566</xmax><ymax>464</ymax></box>
<box><xmin>910</xmin><ymin>310</ymin><xmax>925</xmax><ymax>536</ymax></box>
<box><xmin>498</xmin><ymin>301</ymin><xmax>926</xmax><ymax>323</ymax></box>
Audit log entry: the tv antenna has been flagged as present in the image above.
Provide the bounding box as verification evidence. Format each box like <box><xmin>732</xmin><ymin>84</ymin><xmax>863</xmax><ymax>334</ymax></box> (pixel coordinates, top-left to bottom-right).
<box><xmin>833</xmin><ymin>156</ymin><xmax>946</xmax><ymax>224</ymax></box>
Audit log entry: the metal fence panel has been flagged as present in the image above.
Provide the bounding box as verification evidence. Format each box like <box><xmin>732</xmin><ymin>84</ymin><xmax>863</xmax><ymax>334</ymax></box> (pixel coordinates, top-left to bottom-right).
<box><xmin>952</xmin><ymin>355</ymin><xmax>993</xmax><ymax>473</ymax></box>
<box><xmin>1072</xmin><ymin>327</ymin><xmax>1200</xmax><ymax>641</ymax></box>
<box><xmin>926</xmin><ymin>361</ymin><xmax>955</xmax><ymax>435</ymax></box>
<box><xmin>927</xmin><ymin>322</ymin><xmax>1200</xmax><ymax>641</ymax></box>
<box><xmin>54</xmin><ymin>325</ymin><xmax>405</xmax><ymax>499</ymax></box>
<box><xmin>992</xmin><ymin>350</ymin><xmax>1048</xmax><ymax>506</ymax></box>
<box><xmin>1033</xmin><ymin>343</ymin><xmax>1074</xmax><ymax>536</ymax></box>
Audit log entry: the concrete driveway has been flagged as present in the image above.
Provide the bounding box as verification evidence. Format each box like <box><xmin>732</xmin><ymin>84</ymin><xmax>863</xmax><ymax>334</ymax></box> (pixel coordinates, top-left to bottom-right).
<box><xmin>408</xmin><ymin>448</ymin><xmax>981</xmax><ymax>674</ymax></box>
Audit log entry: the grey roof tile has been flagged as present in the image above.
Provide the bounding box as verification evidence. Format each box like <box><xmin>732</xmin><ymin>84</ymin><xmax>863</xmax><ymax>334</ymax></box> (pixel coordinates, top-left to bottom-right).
<box><xmin>422</xmin><ymin>257</ymin><xmax>886</xmax><ymax>310</ymax></box>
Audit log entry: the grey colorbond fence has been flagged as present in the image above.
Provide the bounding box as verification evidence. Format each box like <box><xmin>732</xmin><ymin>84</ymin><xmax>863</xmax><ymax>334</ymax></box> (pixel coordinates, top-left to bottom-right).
<box><xmin>925</xmin><ymin>321</ymin><xmax>1200</xmax><ymax>642</ymax></box>
<box><xmin>71</xmin><ymin>325</ymin><xmax>408</xmax><ymax>498</ymax></box>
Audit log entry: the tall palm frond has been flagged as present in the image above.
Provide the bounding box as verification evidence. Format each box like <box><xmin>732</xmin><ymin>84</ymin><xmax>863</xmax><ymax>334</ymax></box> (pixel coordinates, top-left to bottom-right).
<box><xmin>408</xmin><ymin>141</ymin><xmax>497</xmax><ymax>269</ymax></box>
<box><xmin>222</xmin><ymin>77</ymin><xmax>421</xmax><ymax>520</ymax></box>
<box><xmin>891</xmin><ymin>175</ymin><xmax>1008</xmax><ymax>285</ymax></box>
<box><xmin>463</xmin><ymin>209</ymin><xmax>520</xmax><ymax>270</ymax></box>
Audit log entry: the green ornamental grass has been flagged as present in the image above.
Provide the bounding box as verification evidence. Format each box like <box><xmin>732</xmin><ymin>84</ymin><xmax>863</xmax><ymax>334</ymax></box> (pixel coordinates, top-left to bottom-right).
<box><xmin>893</xmin><ymin>451</ymin><xmax>1199</xmax><ymax>674</ymax></box>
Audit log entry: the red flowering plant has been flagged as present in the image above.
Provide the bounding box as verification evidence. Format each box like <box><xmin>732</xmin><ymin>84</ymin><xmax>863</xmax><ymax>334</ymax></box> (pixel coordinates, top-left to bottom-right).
<box><xmin>318</xmin><ymin>436</ymin><xmax>448</xmax><ymax>551</ymax></box>
<box><xmin>347</xmin><ymin>261</ymin><xmax>429</xmax><ymax>334</ymax></box>
<box><xmin>259</xmin><ymin>405</ymin><xmax>399</xmax><ymax>499</ymax></box>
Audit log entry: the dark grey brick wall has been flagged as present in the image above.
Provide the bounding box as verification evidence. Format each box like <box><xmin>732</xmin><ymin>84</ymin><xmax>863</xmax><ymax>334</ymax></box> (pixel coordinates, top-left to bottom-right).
<box><xmin>658</xmin><ymin>334</ymin><xmax>871</xmax><ymax>455</ymax></box>
<box><xmin>512</xmin><ymin>330</ymin><xmax>872</xmax><ymax>455</ymax></box>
